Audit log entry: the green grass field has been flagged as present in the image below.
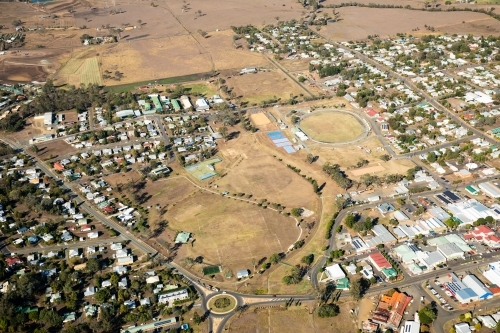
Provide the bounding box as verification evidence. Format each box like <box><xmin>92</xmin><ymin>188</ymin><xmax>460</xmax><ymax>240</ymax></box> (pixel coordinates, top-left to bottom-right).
<box><xmin>184</xmin><ymin>83</ymin><xmax>217</xmax><ymax>97</ymax></box>
<box><xmin>300</xmin><ymin>111</ymin><xmax>366</xmax><ymax>143</ymax></box>
<box><xmin>104</xmin><ymin>73</ymin><xmax>211</xmax><ymax>93</ymax></box>
<box><xmin>203</xmin><ymin>265</ymin><xmax>222</xmax><ymax>275</ymax></box>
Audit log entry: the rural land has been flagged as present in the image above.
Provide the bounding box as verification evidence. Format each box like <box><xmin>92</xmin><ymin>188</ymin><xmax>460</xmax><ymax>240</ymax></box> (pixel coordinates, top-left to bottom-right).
<box><xmin>4</xmin><ymin>0</ymin><xmax>500</xmax><ymax>333</ymax></box>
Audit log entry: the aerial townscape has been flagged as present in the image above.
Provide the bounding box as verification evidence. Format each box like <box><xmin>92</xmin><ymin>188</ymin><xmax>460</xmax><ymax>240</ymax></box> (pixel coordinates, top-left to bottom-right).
<box><xmin>6</xmin><ymin>1</ymin><xmax>500</xmax><ymax>333</ymax></box>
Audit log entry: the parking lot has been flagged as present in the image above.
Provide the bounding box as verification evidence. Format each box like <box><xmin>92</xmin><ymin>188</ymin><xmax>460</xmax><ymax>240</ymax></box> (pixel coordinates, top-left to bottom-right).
<box><xmin>426</xmin><ymin>278</ymin><xmax>456</xmax><ymax>312</ymax></box>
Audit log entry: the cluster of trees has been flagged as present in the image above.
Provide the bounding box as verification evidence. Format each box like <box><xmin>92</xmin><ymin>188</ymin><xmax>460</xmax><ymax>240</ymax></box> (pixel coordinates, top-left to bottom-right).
<box><xmin>349</xmin><ymin>277</ymin><xmax>369</xmax><ymax>300</ymax></box>
<box><xmin>286</xmin><ymin>164</ymin><xmax>321</xmax><ymax>194</ymax></box>
<box><xmin>418</xmin><ymin>304</ymin><xmax>437</xmax><ymax>325</ymax></box>
<box><xmin>323</xmin><ymin>162</ymin><xmax>352</xmax><ymax>190</ymax></box>
<box><xmin>344</xmin><ymin>213</ymin><xmax>375</xmax><ymax>232</ymax></box>
<box><xmin>325</xmin><ymin>212</ymin><xmax>339</xmax><ymax>239</ymax></box>
<box><xmin>282</xmin><ymin>265</ymin><xmax>306</xmax><ymax>285</ymax></box>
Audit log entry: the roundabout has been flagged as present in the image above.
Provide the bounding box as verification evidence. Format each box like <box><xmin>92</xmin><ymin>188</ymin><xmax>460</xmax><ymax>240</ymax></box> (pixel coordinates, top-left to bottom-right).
<box><xmin>207</xmin><ymin>294</ymin><xmax>239</xmax><ymax>315</ymax></box>
<box><xmin>299</xmin><ymin>110</ymin><xmax>370</xmax><ymax>144</ymax></box>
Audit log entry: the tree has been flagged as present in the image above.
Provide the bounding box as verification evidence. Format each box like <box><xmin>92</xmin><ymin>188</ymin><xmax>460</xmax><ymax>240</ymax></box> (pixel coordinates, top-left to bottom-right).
<box><xmin>306</xmin><ymin>153</ymin><xmax>314</xmax><ymax>164</ymax></box>
<box><xmin>496</xmin><ymin>320</ymin><xmax>500</xmax><ymax>333</ymax></box>
<box><xmin>291</xmin><ymin>208</ymin><xmax>302</xmax><ymax>217</ymax></box>
<box><xmin>137</xmin><ymin>19</ymin><xmax>142</xmax><ymax>28</ymax></box>
<box><xmin>94</xmin><ymin>288</ymin><xmax>111</xmax><ymax>304</ymax></box>
<box><xmin>380</xmin><ymin>154</ymin><xmax>391</xmax><ymax>161</ymax></box>
<box><xmin>298</xmin><ymin>76</ymin><xmax>306</xmax><ymax>83</ymax></box>
<box><xmin>193</xmin><ymin>312</ymin><xmax>202</xmax><ymax>325</ymax></box>
<box><xmin>418</xmin><ymin>305</ymin><xmax>437</xmax><ymax>325</ymax></box>
<box><xmin>427</xmin><ymin>152</ymin><xmax>437</xmax><ymax>163</ymax></box>
<box><xmin>39</xmin><ymin>308</ymin><xmax>62</xmax><ymax>327</ymax></box>
<box><xmin>219</xmin><ymin>126</ymin><xmax>228</xmax><ymax>142</ymax></box>
<box><xmin>301</xmin><ymin>254</ymin><xmax>314</xmax><ymax>266</ymax></box>
<box><xmin>317</xmin><ymin>304</ymin><xmax>340</xmax><ymax>318</ymax></box>
<box><xmin>197</xmin><ymin>29</ymin><xmax>207</xmax><ymax>38</ymax></box>
<box><xmin>269</xmin><ymin>253</ymin><xmax>281</xmax><ymax>265</ymax></box>
<box><xmin>86</xmin><ymin>258</ymin><xmax>100</xmax><ymax>274</ymax></box>
<box><xmin>345</xmin><ymin>213</ymin><xmax>356</xmax><ymax>228</ymax></box>
<box><xmin>12</xmin><ymin>19</ymin><xmax>22</xmax><ymax>27</ymax></box>
<box><xmin>350</xmin><ymin>278</ymin><xmax>367</xmax><ymax>301</ymax></box>
<box><xmin>29</xmin><ymin>145</ymin><xmax>39</xmax><ymax>154</ymax></box>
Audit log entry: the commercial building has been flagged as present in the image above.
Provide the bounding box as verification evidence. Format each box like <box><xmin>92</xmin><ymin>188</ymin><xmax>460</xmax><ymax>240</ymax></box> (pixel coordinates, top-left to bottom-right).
<box><xmin>462</xmin><ymin>275</ymin><xmax>493</xmax><ymax>300</ymax></box>
<box><xmin>437</xmin><ymin>243</ymin><xmax>464</xmax><ymax>260</ymax></box>
<box><xmin>478</xmin><ymin>182</ymin><xmax>500</xmax><ymax>198</ymax></box>
<box><xmin>447</xmin><ymin>199</ymin><xmax>500</xmax><ymax>225</ymax></box>
<box><xmin>463</xmin><ymin>225</ymin><xmax>500</xmax><ymax>248</ymax></box>
<box><xmin>364</xmin><ymin>225</ymin><xmax>397</xmax><ymax>248</ymax></box>
<box><xmin>324</xmin><ymin>264</ymin><xmax>346</xmax><ymax>281</ymax></box>
<box><xmin>445</xmin><ymin>273</ymin><xmax>479</xmax><ymax>304</ymax></box>
<box><xmin>371</xmin><ymin>291</ymin><xmax>412</xmax><ymax>329</ymax></box>
<box><xmin>368</xmin><ymin>252</ymin><xmax>392</xmax><ymax>271</ymax></box>
<box><xmin>482</xmin><ymin>261</ymin><xmax>500</xmax><ymax>286</ymax></box>
<box><xmin>158</xmin><ymin>289</ymin><xmax>189</xmax><ymax>305</ymax></box>
<box><xmin>400</xmin><ymin>319</ymin><xmax>420</xmax><ymax>333</ymax></box>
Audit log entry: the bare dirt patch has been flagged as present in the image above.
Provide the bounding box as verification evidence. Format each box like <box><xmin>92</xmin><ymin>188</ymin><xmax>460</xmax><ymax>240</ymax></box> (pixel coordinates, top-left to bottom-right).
<box><xmin>36</xmin><ymin>140</ymin><xmax>77</xmax><ymax>161</ymax></box>
<box><xmin>250</xmin><ymin>112</ymin><xmax>271</xmax><ymax>126</ymax></box>
<box><xmin>228</xmin><ymin>71</ymin><xmax>304</xmax><ymax>105</ymax></box>
<box><xmin>321</xmin><ymin>7</ymin><xmax>500</xmax><ymax>41</ymax></box>
<box><xmin>300</xmin><ymin>111</ymin><xmax>367</xmax><ymax>143</ymax></box>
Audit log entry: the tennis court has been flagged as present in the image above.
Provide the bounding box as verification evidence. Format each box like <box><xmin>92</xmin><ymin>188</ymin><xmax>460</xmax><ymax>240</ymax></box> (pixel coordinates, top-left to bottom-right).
<box><xmin>185</xmin><ymin>157</ymin><xmax>222</xmax><ymax>180</ymax></box>
<box><xmin>203</xmin><ymin>265</ymin><xmax>222</xmax><ymax>276</ymax></box>
<box><xmin>267</xmin><ymin>131</ymin><xmax>295</xmax><ymax>154</ymax></box>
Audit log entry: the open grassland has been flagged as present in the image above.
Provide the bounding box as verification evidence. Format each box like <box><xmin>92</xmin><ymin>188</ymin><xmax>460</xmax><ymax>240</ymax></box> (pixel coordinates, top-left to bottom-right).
<box><xmin>159</xmin><ymin>191</ymin><xmax>300</xmax><ymax>276</ymax></box>
<box><xmin>183</xmin><ymin>83</ymin><xmax>218</xmax><ymax>97</ymax></box>
<box><xmin>300</xmin><ymin>112</ymin><xmax>366</xmax><ymax>143</ymax></box>
<box><xmin>309</xmin><ymin>136</ymin><xmax>415</xmax><ymax>180</ymax></box>
<box><xmin>227</xmin><ymin>71</ymin><xmax>304</xmax><ymax>105</ymax></box>
<box><xmin>215</xmin><ymin>133</ymin><xmax>319</xmax><ymax>210</ymax></box>
<box><xmin>225</xmin><ymin>303</ymin><xmax>357</xmax><ymax>333</ymax></box>
<box><xmin>321</xmin><ymin>7</ymin><xmax>500</xmax><ymax>41</ymax></box>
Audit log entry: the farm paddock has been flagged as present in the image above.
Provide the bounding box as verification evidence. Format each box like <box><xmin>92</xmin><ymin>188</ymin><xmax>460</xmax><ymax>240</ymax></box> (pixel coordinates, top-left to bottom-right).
<box><xmin>227</xmin><ymin>70</ymin><xmax>305</xmax><ymax>105</ymax></box>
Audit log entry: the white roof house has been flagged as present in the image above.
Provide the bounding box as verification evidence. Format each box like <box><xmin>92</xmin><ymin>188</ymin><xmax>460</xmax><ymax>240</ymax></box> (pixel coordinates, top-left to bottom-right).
<box><xmin>400</xmin><ymin>319</ymin><xmax>420</xmax><ymax>333</ymax></box>
<box><xmin>478</xmin><ymin>315</ymin><xmax>497</xmax><ymax>329</ymax></box>
<box><xmin>454</xmin><ymin>323</ymin><xmax>471</xmax><ymax>333</ymax></box>
<box><xmin>158</xmin><ymin>289</ymin><xmax>189</xmax><ymax>305</ymax></box>
<box><xmin>324</xmin><ymin>264</ymin><xmax>346</xmax><ymax>281</ymax></box>
<box><xmin>393</xmin><ymin>210</ymin><xmax>409</xmax><ymax>222</ymax></box>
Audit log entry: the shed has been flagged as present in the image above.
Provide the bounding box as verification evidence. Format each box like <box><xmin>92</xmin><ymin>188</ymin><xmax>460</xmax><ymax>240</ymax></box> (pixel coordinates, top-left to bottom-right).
<box><xmin>175</xmin><ymin>231</ymin><xmax>191</xmax><ymax>243</ymax></box>
<box><xmin>236</xmin><ymin>269</ymin><xmax>249</xmax><ymax>279</ymax></box>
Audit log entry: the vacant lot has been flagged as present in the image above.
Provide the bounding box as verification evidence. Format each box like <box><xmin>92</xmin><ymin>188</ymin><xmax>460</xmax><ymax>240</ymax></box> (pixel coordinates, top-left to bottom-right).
<box><xmin>159</xmin><ymin>191</ymin><xmax>300</xmax><ymax>275</ymax></box>
<box><xmin>321</xmin><ymin>7</ymin><xmax>500</xmax><ymax>41</ymax></box>
<box><xmin>215</xmin><ymin>133</ymin><xmax>319</xmax><ymax>210</ymax></box>
<box><xmin>228</xmin><ymin>71</ymin><xmax>304</xmax><ymax>105</ymax></box>
<box><xmin>225</xmin><ymin>303</ymin><xmax>357</xmax><ymax>333</ymax></box>
<box><xmin>300</xmin><ymin>111</ymin><xmax>367</xmax><ymax>143</ymax></box>
<box><xmin>36</xmin><ymin>140</ymin><xmax>77</xmax><ymax>161</ymax></box>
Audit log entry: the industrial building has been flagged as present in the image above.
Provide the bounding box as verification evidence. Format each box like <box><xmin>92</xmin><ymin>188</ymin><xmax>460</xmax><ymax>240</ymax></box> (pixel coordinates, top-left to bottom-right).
<box><xmin>324</xmin><ymin>264</ymin><xmax>346</xmax><ymax>281</ymax></box>
<box><xmin>478</xmin><ymin>182</ymin><xmax>500</xmax><ymax>198</ymax></box>
<box><xmin>447</xmin><ymin>199</ymin><xmax>500</xmax><ymax>225</ymax></box>
<box><xmin>462</xmin><ymin>275</ymin><xmax>493</xmax><ymax>300</ymax></box>
<box><xmin>445</xmin><ymin>273</ymin><xmax>479</xmax><ymax>304</ymax></box>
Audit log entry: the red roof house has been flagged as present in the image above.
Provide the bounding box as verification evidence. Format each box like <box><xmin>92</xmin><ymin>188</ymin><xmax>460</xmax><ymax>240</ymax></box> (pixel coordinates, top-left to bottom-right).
<box><xmin>365</xmin><ymin>108</ymin><xmax>378</xmax><ymax>117</ymax></box>
<box><xmin>53</xmin><ymin>162</ymin><xmax>64</xmax><ymax>171</ymax></box>
<box><xmin>5</xmin><ymin>257</ymin><xmax>22</xmax><ymax>267</ymax></box>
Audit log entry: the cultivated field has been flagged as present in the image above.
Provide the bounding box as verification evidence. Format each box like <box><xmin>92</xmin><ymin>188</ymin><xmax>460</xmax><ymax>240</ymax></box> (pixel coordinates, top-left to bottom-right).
<box><xmin>299</xmin><ymin>111</ymin><xmax>366</xmax><ymax>143</ymax></box>
<box><xmin>228</xmin><ymin>71</ymin><xmax>304</xmax><ymax>105</ymax></box>
<box><xmin>224</xmin><ymin>303</ymin><xmax>357</xmax><ymax>333</ymax></box>
<box><xmin>320</xmin><ymin>7</ymin><xmax>500</xmax><ymax>41</ymax></box>
<box><xmin>159</xmin><ymin>191</ymin><xmax>300</xmax><ymax>276</ymax></box>
<box><xmin>53</xmin><ymin>47</ymin><xmax>103</xmax><ymax>86</ymax></box>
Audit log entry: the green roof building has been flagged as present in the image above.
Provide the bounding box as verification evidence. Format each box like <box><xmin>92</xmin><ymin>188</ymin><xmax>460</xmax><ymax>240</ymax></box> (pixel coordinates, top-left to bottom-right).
<box><xmin>171</xmin><ymin>99</ymin><xmax>181</xmax><ymax>111</ymax></box>
<box><xmin>335</xmin><ymin>277</ymin><xmax>350</xmax><ymax>290</ymax></box>
<box><xmin>381</xmin><ymin>268</ymin><xmax>397</xmax><ymax>279</ymax></box>
<box><xmin>490</xmin><ymin>127</ymin><xmax>500</xmax><ymax>135</ymax></box>
<box><xmin>175</xmin><ymin>231</ymin><xmax>191</xmax><ymax>243</ymax></box>
<box><xmin>465</xmin><ymin>185</ymin><xmax>479</xmax><ymax>195</ymax></box>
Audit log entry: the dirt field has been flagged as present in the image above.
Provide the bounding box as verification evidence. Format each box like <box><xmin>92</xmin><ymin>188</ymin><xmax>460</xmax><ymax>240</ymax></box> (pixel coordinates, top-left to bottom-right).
<box><xmin>36</xmin><ymin>140</ymin><xmax>77</xmax><ymax>160</ymax></box>
<box><xmin>300</xmin><ymin>111</ymin><xmax>366</xmax><ymax>143</ymax></box>
<box><xmin>250</xmin><ymin>113</ymin><xmax>271</xmax><ymax>126</ymax></box>
<box><xmin>225</xmin><ymin>302</ymin><xmax>357</xmax><ymax>333</ymax></box>
<box><xmin>228</xmin><ymin>71</ymin><xmax>304</xmax><ymax>105</ymax></box>
<box><xmin>321</xmin><ymin>7</ymin><xmax>500</xmax><ymax>41</ymax></box>
<box><xmin>0</xmin><ymin>48</ymin><xmax>69</xmax><ymax>83</ymax></box>
<box><xmin>159</xmin><ymin>191</ymin><xmax>300</xmax><ymax>276</ymax></box>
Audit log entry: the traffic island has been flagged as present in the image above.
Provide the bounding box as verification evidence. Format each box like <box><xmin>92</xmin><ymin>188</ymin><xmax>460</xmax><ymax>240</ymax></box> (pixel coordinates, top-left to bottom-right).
<box><xmin>208</xmin><ymin>295</ymin><xmax>238</xmax><ymax>314</ymax></box>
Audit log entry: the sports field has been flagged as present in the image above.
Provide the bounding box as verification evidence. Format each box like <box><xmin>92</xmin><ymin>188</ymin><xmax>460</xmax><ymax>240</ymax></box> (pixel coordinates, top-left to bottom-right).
<box><xmin>300</xmin><ymin>111</ymin><xmax>366</xmax><ymax>143</ymax></box>
<box><xmin>185</xmin><ymin>157</ymin><xmax>222</xmax><ymax>180</ymax></box>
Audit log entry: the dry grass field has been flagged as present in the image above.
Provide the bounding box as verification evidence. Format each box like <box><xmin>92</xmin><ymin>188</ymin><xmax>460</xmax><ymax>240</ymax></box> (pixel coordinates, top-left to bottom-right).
<box><xmin>321</xmin><ymin>7</ymin><xmax>500</xmax><ymax>41</ymax></box>
<box><xmin>99</xmin><ymin>37</ymin><xmax>212</xmax><ymax>85</ymax></box>
<box><xmin>224</xmin><ymin>303</ymin><xmax>357</xmax><ymax>333</ymax></box>
<box><xmin>215</xmin><ymin>133</ymin><xmax>319</xmax><ymax>210</ymax></box>
<box><xmin>228</xmin><ymin>71</ymin><xmax>304</xmax><ymax>105</ymax></box>
<box><xmin>309</xmin><ymin>136</ymin><xmax>415</xmax><ymax>181</ymax></box>
<box><xmin>160</xmin><ymin>191</ymin><xmax>300</xmax><ymax>275</ymax></box>
<box><xmin>299</xmin><ymin>112</ymin><xmax>366</xmax><ymax>143</ymax></box>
